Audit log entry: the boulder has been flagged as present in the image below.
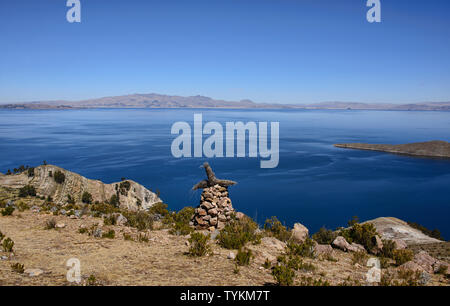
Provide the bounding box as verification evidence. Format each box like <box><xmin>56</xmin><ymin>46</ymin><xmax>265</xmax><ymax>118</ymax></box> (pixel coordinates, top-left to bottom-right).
<box><xmin>399</xmin><ymin>261</ymin><xmax>425</xmax><ymax>273</ymax></box>
<box><xmin>115</xmin><ymin>214</ymin><xmax>128</xmax><ymax>226</ymax></box>
<box><xmin>24</xmin><ymin>269</ymin><xmax>44</xmax><ymax>277</ymax></box>
<box><xmin>314</xmin><ymin>244</ymin><xmax>333</xmax><ymax>257</ymax></box>
<box><xmin>291</xmin><ymin>223</ymin><xmax>309</xmax><ymax>244</ymax></box>
<box><xmin>261</xmin><ymin>237</ymin><xmax>286</xmax><ymax>252</ymax></box>
<box><xmin>413</xmin><ymin>251</ymin><xmax>437</xmax><ymax>274</ymax></box>
<box><xmin>392</xmin><ymin>239</ymin><xmax>407</xmax><ymax>250</ymax></box>
<box><xmin>227</xmin><ymin>252</ymin><xmax>236</xmax><ymax>260</ymax></box>
<box><xmin>332</xmin><ymin>236</ymin><xmax>351</xmax><ymax>252</ymax></box>
<box><xmin>370</xmin><ymin>235</ymin><xmax>383</xmax><ymax>255</ymax></box>
<box><xmin>235</xmin><ymin>212</ymin><xmax>245</xmax><ymax>220</ymax></box>
<box><xmin>55</xmin><ymin>222</ymin><xmax>66</xmax><ymax>229</ymax></box>
<box><xmin>348</xmin><ymin>243</ymin><xmax>366</xmax><ymax>253</ymax></box>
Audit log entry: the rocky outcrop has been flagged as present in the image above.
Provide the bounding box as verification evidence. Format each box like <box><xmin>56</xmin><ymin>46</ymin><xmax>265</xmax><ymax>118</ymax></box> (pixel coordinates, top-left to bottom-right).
<box><xmin>291</xmin><ymin>223</ymin><xmax>309</xmax><ymax>244</ymax></box>
<box><xmin>334</xmin><ymin>140</ymin><xmax>450</xmax><ymax>159</ymax></box>
<box><xmin>0</xmin><ymin>165</ymin><xmax>161</xmax><ymax>211</ymax></box>
<box><xmin>363</xmin><ymin>217</ymin><xmax>443</xmax><ymax>245</ymax></box>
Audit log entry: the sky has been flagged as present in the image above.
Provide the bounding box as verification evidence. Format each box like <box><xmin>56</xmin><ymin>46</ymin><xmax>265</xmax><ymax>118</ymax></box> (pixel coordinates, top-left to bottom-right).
<box><xmin>0</xmin><ymin>0</ymin><xmax>450</xmax><ymax>104</ymax></box>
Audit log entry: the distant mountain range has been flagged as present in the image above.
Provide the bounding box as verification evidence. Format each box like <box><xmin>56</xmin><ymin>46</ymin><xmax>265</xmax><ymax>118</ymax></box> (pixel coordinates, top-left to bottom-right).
<box><xmin>1</xmin><ymin>93</ymin><xmax>450</xmax><ymax>110</ymax></box>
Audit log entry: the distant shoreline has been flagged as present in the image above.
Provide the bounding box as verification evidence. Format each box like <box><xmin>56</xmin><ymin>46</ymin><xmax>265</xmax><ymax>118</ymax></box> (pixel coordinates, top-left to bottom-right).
<box><xmin>1</xmin><ymin>93</ymin><xmax>449</xmax><ymax>111</ymax></box>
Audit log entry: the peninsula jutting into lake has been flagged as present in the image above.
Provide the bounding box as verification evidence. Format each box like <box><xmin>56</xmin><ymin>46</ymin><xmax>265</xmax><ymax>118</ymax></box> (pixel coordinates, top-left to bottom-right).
<box><xmin>334</xmin><ymin>141</ymin><xmax>450</xmax><ymax>159</ymax></box>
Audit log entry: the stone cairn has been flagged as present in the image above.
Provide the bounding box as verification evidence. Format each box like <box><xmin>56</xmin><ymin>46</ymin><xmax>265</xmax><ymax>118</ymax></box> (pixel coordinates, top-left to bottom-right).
<box><xmin>191</xmin><ymin>162</ymin><xmax>237</xmax><ymax>230</ymax></box>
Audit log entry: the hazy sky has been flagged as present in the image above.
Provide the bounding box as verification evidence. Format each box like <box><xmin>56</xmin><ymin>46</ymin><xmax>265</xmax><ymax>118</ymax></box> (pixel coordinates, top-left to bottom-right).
<box><xmin>1</xmin><ymin>0</ymin><xmax>449</xmax><ymax>104</ymax></box>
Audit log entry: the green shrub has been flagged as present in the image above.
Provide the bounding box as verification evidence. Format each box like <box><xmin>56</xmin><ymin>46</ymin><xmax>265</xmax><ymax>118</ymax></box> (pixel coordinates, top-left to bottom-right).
<box><xmin>217</xmin><ymin>216</ymin><xmax>259</xmax><ymax>249</ymax></box>
<box><xmin>339</xmin><ymin>222</ymin><xmax>378</xmax><ymax>252</ymax></box>
<box><xmin>90</xmin><ymin>203</ymin><xmax>118</xmax><ymax>216</ymax></box>
<box><xmin>45</xmin><ymin>218</ymin><xmax>57</xmax><ymax>230</ymax></box>
<box><xmin>17</xmin><ymin>201</ymin><xmax>30</xmax><ymax>212</ymax></box>
<box><xmin>235</xmin><ymin>248</ymin><xmax>253</xmax><ymax>266</ymax></box>
<box><xmin>18</xmin><ymin>185</ymin><xmax>36</xmax><ymax>197</ymax></box>
<box><xmin>124</xmin><ymin>211</ymin><xmax>153</xmax><ymax>231</ymax></box>
<box><xmin>78</xmin><ymin>227</ymin><xmax>88</xmax><ymax>234</ymax></box>
<box><xmin>0</xmin><ymin>230</ymin><xmax>4</xmax><ymax>241</ymax></box>
<box><xmin>109</xmin><ymin>194</ymin><xmax>120</xmax><ymax>207</ymax></box>
<box><xmin>188</xmin><ymin>232</ymin><xmax>211</xmax><ymax>257</ymax></box>
<box><xmin>263</xmin><ymin>258</ymin><xmax>272</xmax><ymax>269</ymax></box>
<box><xmin>169</xmin><ymin>206</ymin><xmax>195</xmax><ymax>236</ymax></box>
<box><xmin>103</xmin><ymin>215</ymin><xmax>116</xmax><ymax>226</ymax></box>
<box><xmin>137</xmin><ymin>233</ymin><xmax>149</xmax><ymax>243</ymax></box>
<box><xmin>123</xmin><ymin>233</ymin><xmax>134</xmax><ymax>241</ymax></box>
<box><xmin>272</xmin><ymin>264</ymin><xmax>295</xmax><ymax>286</ymax></box>
<box><xmin>1</xmin><ymin>206</ymin><xmax>15</xmax><ymax>216</ymax></box>
<box><xmin>27</xmin><ymin>167</ymin><xmax>35</xmax><ymax>177</ymax></box>
<box><xmin>82</xmin><ymin>192</ymin><xmax>93</xmax><ymax>204</ymax></box>
<box><xmin>86</xmin><ymin>274</ymin><xmax>97</xmax><ymax>286</ymax></box>
<box><xmin>436</xmin><ymin>264</ymin><xmax>448</xmax><ymax>275</ymax></box>
<box><xmin>53</xmin><ymin>170</ymin><xmax>65</xmax><ymax>184</ymax></box>
<box><xmin>351</xmin><ymin>251</ymin><xmax>368</xmax><ymax>265</ymax></box>
<box><xmin>148</xmin><ymin>202</ymin><xmax>169</xmax><ymax>217</ymax></box>
<box><xmin>300</xmin><ymin>276</ymin><xmax>330</xmax><ymax>286</ymax></box>
<box><xmin>11</xmin><ymin>263</ymin><xmax>24</xmax><ymax>274</ymax></box>
<box><xmin>264</xmin><ymin>216</ymin><xmax>291</xmax><ymax>242</ymax></box>
<box><xmin>380</xmin><ymin>239</ymin><xmax>396</xmax><ymax>259</ymax></box>
<box><xmin>312</xmin><ymin>227</ymin><xmax>336</xmax><ymax>245</ymax></box>
<box><xmin>348</xmin><ymin>216</ymin><xmax>359</xmax><ymax>227</ymax></box>
<box><xmin>285</xmin><ymin>238</ymin><xmax>316</xmax><ymax>258</ymax></box>
<box><xmin>102</xmin><ymin>229</ymin><xmax>115</xmax><ymax>239</ymax></box>
<box><xmin>2</xmin><ymin>237</ymin><xmax>14</xmax><ymax>252</ymax></box>
<box><xmin>67</xmin><ymin>194</ymin><xmax>75</xmax><ymax>205</ymax></box>
<box><xmin>393</xmin><ymin>249</ymin><xmax>414</xmax><ymax>266</ymax></box>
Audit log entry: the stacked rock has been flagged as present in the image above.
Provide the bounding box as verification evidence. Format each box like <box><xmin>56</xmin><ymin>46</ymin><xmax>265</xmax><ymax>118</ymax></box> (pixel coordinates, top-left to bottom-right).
<box><xmin>193</xmin><ymin>184</ymin><xmax>235</xmax><ymax>230</ymax></box>
<box><xmin>190</xmin><ymin>162</ymin><xmax>237</xmax><ymax>231</ymax></box>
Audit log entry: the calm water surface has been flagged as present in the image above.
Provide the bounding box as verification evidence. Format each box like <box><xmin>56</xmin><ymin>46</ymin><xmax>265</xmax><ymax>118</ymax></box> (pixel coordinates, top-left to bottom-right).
<box><xmin>0</xmin><ymin>109</ymin><xmax>449</xmax><ymax>237</ymax></box>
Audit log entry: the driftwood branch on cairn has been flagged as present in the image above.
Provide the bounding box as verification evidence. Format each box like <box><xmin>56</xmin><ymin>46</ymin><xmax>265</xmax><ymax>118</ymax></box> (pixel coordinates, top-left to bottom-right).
<box><xmin>192</xmin><ymin>162</ymin><xmax>237</xmax><ymax>190</ymax></box>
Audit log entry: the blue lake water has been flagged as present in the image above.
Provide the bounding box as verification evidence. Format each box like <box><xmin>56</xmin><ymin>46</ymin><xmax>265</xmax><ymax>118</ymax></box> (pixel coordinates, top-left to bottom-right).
<box><xmin>0</xmin><ymin>109</ymin><xmax>449</xmax><ymax>238</ymax></box>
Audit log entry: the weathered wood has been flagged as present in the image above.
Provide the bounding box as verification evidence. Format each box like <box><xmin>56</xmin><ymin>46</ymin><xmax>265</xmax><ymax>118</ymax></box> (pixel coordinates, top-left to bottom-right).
<box><xmin>192</xmin><ymin>162</ymin><xmax>237</xmax><ymax>190</ymax></box>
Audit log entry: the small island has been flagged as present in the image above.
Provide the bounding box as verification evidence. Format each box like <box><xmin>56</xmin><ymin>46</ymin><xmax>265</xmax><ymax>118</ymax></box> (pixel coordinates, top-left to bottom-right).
<box><xmin>334</xmin><ymin>140</ymin><xmax>450</xmax><ymax>159</ymax></box>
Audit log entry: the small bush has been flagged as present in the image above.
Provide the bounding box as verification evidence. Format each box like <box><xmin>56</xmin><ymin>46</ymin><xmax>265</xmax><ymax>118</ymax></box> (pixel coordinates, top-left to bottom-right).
<box><xmin>285</xmin><ymin>238</ymin><xmax>316</xmax><ymax>258</ymax></box>
<box><xmin>339</xmin><ymin>222</ymin><xmax>378</xmax><ymax>252</ymax></box>
<box><xmin>16</xmin><ymin>201</ymin><xmax>30</xmax><ymax>212</ymax></box>
<box><xmin>351</xmin><ymin>251</ymin><xmax>368</xmax><ymax>265</ymax></box>
<box><xmin>78</xmin><ymin>227</ymin><xmax>88</xmax><ymax>234</ymax></box>
<box><xmin>27</xmin><ymin>167</ymin><xmax>35</xmax><ymax>177</ymax></box>
<box><xmin>264</xmin><ymin>216</ymin><xmax>291</xmax><ymax>242</ymax></box>
<box><xmin>393</xmin><ymin>249</ymin><xmax>414</xmax><ymax>266</ymax></box>
<box><xmin>86</xmin><ymin>274</ymin><xmax>98</xmax><ymax>286</ymax></box>
<box><xmin>217</xmin><ymin>216</ymin><xmax>259</xmax><ymax>249</ymax></box>
<box><xmin>67</xmin><ymin>194</ymin><xmax>75</xmax><ymax>205</ymax></box>
<box><xmin>82</xmin><ymin>192</ymin><xmax>93</xmax><ymax>204</ymax></box>
<box><xmin>263</xmin><ymin>258</ymin><xmax>272</xmax><ymax>269</ymax></box>
<box><xmin>109</xmin><ymin>194</ymin><xmax>120</xmax><ymax>207</ymax></box>
<box><xmin>18</xmin><ymin>185</ymin><xmax>36</xmax><ymax>197</ymax></box>
<box><xmin>188</xmin><ymin>232</ymin><xmax>211</xmax><ymax>257</ymax></box>
<box><xmin>380</xmin><ymin>239</ymin><xmax>396</xmax><ymax>259</ymax></box>
<box><xmin>235</xmin><ymin>248</ymin><xmax>253</xmax><ymax>266</ymax></box>
<box><xmin>124</xmin><ymin>211</ymin><xmax>153</xmax><ymax>231</ymax></box>
<box><xmin>436</xmin><ymin>264</ymin><xmax>448</xmax><ymax>275</ymax></box>
<box><xmin>11</xmin><ymin>263</ymin><xmax>24</xmax><ymax>274</ymax></box>
<box><xmin>272</xmin><ymin>264</ymin><xmax>295</xmax><ymax>286</ymax></box>
<box><xmin>348</xmin><ymin>216</ymin><xmax>359</xmax><ymax>227</ymax></box>
<box><xmin>102</xmin><ymin>229</ymin><xmax>115</xmax><ymax>239</ymax></box>
<box><xmin>123</xmin><ymin>233</ymin><xmax>134</xmax><ymax>241</ymax></box>
<box><xmin>299</xmin><ymin>276</ymin><xmax>330</xmax><ymax>286</ymax></box>
<box><xmin>103</xmin><ymin>215</ymin><xmax>116</xmax><ymax>226</ymax></box>
<box><xmin>0</xmin><ymin>231</ymin><xmax>4</xmax><ymax>241</ymax></box>
<box><xmin>148</xmin><ymin>202</ymin><xmax>169</xmax><ymax>217</ymax></box>
<box><xmin>137</xmin><ymin>233</ymin><xmax>149</xmax><ymax>243</ymax></box>
<box><xmin>2</xmin><ymin>237</ymin><xmax>14</xmax><ymax>252</ymax></box>
<box><xmin>312</xmin><ymin>227</ymin><xmax>336</xmax><ymax>245</ymax></box>
<box><xmin>169</xmin><ymin>206</ymin><xmax>195</xmax><ymax>236</ymax></box>
<box><xmin>53</xmin><ymin>170</ymin><xmax>66</xmax><ymax>184</ymax></box>
<box><xmin>45</xmin><ymin>218</ymin><xmax>57</xmax><ymax>230</ymax></box>
<box><xmin>1</xmin><ymin>206</ymin><xmax>15</xmax><ymax>216</ymax></box>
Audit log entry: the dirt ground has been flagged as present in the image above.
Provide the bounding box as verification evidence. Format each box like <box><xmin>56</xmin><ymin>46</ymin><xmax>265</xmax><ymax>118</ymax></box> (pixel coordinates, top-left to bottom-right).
<box><xmin>0</xmin><ymin>210</ymin><xmax>448</xmax><ymax>286</ymax></box>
